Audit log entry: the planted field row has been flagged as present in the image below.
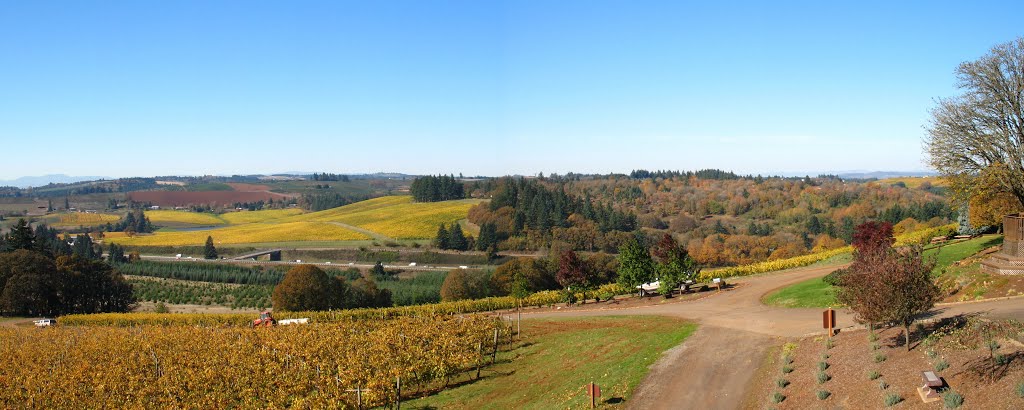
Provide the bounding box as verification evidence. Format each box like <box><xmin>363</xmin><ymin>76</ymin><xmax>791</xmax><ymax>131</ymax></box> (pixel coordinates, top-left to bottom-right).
<box><xmin>105</xmin><ymin>221</ymin><xmax>370</xmax><ymax>246</ymax></box>
<box><xmin>128</xmin><ymin>277</ymin><xmax>272</xmax><ymax>310</ymax></box>
<box><xmin>2</xmin><ymin>315</ymin><xmax>503</xmax><ymax>409</ymax></box>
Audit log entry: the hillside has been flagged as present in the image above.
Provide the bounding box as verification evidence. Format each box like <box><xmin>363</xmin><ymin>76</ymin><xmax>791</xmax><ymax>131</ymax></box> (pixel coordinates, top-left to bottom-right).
<box><xmin>105</xmin><ymin>196</ymin><xmax>481</xmax><ymax>247</ymax></box>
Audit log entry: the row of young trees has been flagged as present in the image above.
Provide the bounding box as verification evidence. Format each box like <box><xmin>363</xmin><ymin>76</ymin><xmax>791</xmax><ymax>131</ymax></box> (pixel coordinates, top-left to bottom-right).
<box><xmin>0</xmin><ymin>219</ymin><xmax>135</xmax><ymax>316</ymax></box>
<box><xmin>410</xmin><ymin>175</ymin><xmax>465</xmax><ymax>202</ymax></box>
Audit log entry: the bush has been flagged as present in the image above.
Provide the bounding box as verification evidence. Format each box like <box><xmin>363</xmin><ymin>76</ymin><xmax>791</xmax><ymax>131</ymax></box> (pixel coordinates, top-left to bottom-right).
<box><xmin>771</xmin><ymin>392</ymin><xmax>785</xmax><ymax>404</ymax></box>
<box><xmin>782</xmin><ymin>355</ymin><xmax>794</xmax><ymax>365</ymax></box>
<box><xmin>943</xmin><ymin>390</ymin><xmax>964</xmax><ymax>409</ymax></box>
<box><xmin>871</xmin><ymin>342</ymin><xmax>880</xmax><ymax>351</ymax></box>
<box><xmin>825</xmin><ymin>339</ymin><xmax>835</xmax><ymax>349</ymax></box>
<box><xmin>782</xmin><ymin>365</ymin><xmax>794</xmax><ymax>374</ymax></box>
<box><xmin>879</xmin><ymin>380</ymin><xmax>889</xmax><ymax>390</ymax></box>
<box><xmin>822</xmin><ymin>269</ymin><xmax>844</xmax><ymax>286</ymax></box>
<box><xmin>1017</xmin><ymin>382</ymin><xmax>1024</xmax><ymax>398</ymax></box>
<box><xmin>868</xmin><ymin>332</ymin><xmax>879</xmax><ymax>342</ymax></box>
<box><xmin>818</xmin><ymin>361</ymin><xmax>829</xmax><ymax>371</ymax></box>
<box><xmin>817</xmin><ymin>390</ymin><xmax>831</xmax><ymax>400</ymax></box>
<box><xmin>935</xmin><ymin>359</ymin><xmax>949</xmax><ymax>372</ymax></box>
<box><xmin>927</xmin><ymin>349</ymin><xmax>938</xmax><ymax>359</ymax></box>
<box><xmin>996</xmin><ymin>354</ymin><xmax>1011</xmax><ymax>366</ymax></box>
<box><xmin>820</xmin><ymin>353</ymin><xmax>830</xmax><ymax>360</ymax></box>
<box><xmin>776</xmin><ymin>378</ymin><xmax>789</xmax><ymax>388</ymax></box>
<box><xmin>868</xmin><ymin>370</ymin><xmax>881</xmax><ymax>380</ymax></box>
<box><xmin>816</xmin><ymin>371</ymin><xmax>830</xmax><ymax>384</ymax></box>
<box><xmin>884</xmin><ymin>392</ymin><xmax>903</xmax><ymax>406</ymax></box>
<box><xmin>874</xmin><ymin>353</ymin><xmax>887</xmax><ymax>363</ymax></box>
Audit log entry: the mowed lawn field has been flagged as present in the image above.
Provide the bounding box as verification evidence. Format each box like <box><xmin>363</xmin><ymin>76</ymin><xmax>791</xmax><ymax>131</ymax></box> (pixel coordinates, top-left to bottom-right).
<box><xmin>105</xmin><ymin>196</ymin><xmax>482</xmax><ymax>246</ymax></box>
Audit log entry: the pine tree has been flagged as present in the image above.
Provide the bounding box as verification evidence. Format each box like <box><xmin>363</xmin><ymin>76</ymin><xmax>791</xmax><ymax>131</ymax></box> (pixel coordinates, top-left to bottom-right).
<box><xmin>204</xmin><ymin>236</ymin><xmax>218</xmax><ymax>260</ymax></box>
<box><xmin>8</xmin><ymin>219</ymin><xmax>36</xmax><ymax>251</ymax></box>
<box><xmin>434</xmin><ymin>224</ymin><xmax>450</xmax><ymax>250</ymax></box>
<box><xmin>449</xmin><ymin>223</ymin><xmax>467</xmax><ymax>251</ymax></box>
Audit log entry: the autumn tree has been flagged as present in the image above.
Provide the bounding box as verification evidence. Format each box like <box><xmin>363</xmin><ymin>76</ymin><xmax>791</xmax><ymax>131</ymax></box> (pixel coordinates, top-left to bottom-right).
<box><xmin>556</xmin><ymin>250</ymin><xmax>591</xmax><ymax>290</ymax></box>
<box><xmin>926</xmin><ymin>37</ymin><xmax>1024</xmax><ymax>211</ymax></box>
<box><xmin>490</xmin><ymin>257</ymin><xmax>557</xmax><ymax>295</ymax></box>
<box><xmin>440</xmin><ymin>269</ymin><xmax>489</xmax><ymax>301</ymax></box>
<box><xmin>271</xmin><ymin>265</ymin><xmax>345</xmax><ymax>311</ymax></box>
<box><xmin>836</xmin><ymin>222</ymin><xmax>940</xmax><ymax>351</ymax></box>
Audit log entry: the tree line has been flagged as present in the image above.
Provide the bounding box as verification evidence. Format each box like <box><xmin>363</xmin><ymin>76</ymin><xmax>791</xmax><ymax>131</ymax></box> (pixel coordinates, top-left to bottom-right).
<box><xmin>0</xmin><ymin>219</ymin><xmax>134</xmax><ymax>316</ymax></box>
<box><xmin>310</xmin><ymin>172</ymin><xmax>350</xmax><ymax>182</ymax></box>
<box><xmin>410</xmin><ymin>175</ymin><xmax>465</xmax><ymax>202</ymax></box>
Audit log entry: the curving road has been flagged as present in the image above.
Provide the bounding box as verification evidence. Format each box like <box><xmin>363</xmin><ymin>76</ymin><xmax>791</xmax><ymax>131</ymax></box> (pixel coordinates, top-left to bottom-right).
<box><xmin>520</xmin><ymin>262</ymin><xmax>1024</xmax><ymax>409</ymax></box>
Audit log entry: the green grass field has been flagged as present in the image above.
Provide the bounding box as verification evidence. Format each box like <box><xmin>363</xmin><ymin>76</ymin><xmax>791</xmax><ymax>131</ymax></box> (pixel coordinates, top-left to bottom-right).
<box><xmin>407</xmin><ymin>316</ymin><xmax>696</xmax><ymax>409</ymax></box>
<box><xmin>762</xmin><ymin>235</ymin><xmax>1001</xmax><ymax>308</ymax></box>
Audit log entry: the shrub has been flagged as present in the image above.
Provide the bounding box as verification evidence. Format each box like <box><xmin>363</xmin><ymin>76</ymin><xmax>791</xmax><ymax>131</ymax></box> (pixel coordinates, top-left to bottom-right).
<box><xmin>771</xmin><ymin>392</ymin><xmax>785</xmax><ymax>404</ymax></box>
<box><xmin>782</xmin><ymin>342</ymin><xmax>798</xmax><ymax>356</ymax></box>
<box><xmin>868</xmin><ymin>370</ymin><xmax>881</xmax><ymax>380</ymax></box>
<box><xmin>874</xmin><ymin>353</ymin><xmax>887</xmax><ymax>363</ymax></box>
<box><xmin>782</xmin><ymin>365</ymin><xmax>794</xmax><ymax>374</ymax></box>
<box><xmin>816</xmin><ymin>371</ymin><xmax>830</xmax><ymax>384</ymax></box>
<box><xmin>996</xmin><ymin>354</ymin><xmax>1011</xmax><ymax>366</ymax></box>
<box><xmin>879</xmin><ymin>380</ymin><xmax>889</xmax><ymax>390</ymax></box>
<box><xmin>935</xmin><ymin>359</ymin><xmax>949</xmax><ymax>372</ymax></box>
<box><xmin>927</xmin><ymin>349</ymin><xmax>938</xmax><ymax>359</ymax></box>
<box><xmin>817</xmin><ymin>390</ymin><xmax>831</xmax><ymax>400</ymax></box>
<box><xmin>820</xmin><ymin>353</ymin><xmax>830</xmax><ymax>360</ymax></box>
<box><xmin>871</xmin><ymin>342</ymin><xmax>880</xmax><ymax>351</ymax></box>
<box><xmin>782</xmin><ymin>355</ymin><xmax>794</xmax><ymax>365</ymax></box>
<box><xmin>868</xmin><ymin>332</ymin><xmax>879</xmax><ymax>342</ymax></box>
<box><xmin>776</xmin><ymin>378</ymin><xmax>789</xmax><ymax>388</ymax></box>
<box><xmin>943</xmin><ymin>390</ymin><xmax>964</xmax><ymax>409</ymax></box>
<box><xmin>825</xmin><ymin>339</ymin><xmax>835</xmax><ymax>349</ymax></box>
<box><xmin>818</xmin><ymin>361</ymin><xmax>829</xmax><ymax>371</ymax></box>
<box><xmin>884</xmin><ymin>392</ymin><xmax>903</xmax><ymax>406</ymax></box>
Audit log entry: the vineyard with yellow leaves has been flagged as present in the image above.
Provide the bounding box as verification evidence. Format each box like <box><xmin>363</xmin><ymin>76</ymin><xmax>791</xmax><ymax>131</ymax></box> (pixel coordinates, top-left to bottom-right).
<box><xmin>60</xmin><ymin>290</ymin><xmax>570</xmax><ymax>327</ymax></box>
<box><xmin>105</xmin><ymin>221</ymin><xmax>369</xmax><ymax>246</ymax></box>
<box><xmin>146</xmin><ymin>210</ymin><xmax>227</xmax><ymax>225</ymax></box>
<box><xmin>51</xmin><ymin>212</ymin><xmax>121</xmax><ymax>227</ymax></box>
<box><xmin>1</xmin><ymin>315</ymin><xmax>505</xmax><ymax>409</ymax></box>
<box><xmin>220</xmin><ymin>208</ymin><xmax>304</xmax><ymax>224</ymax></box>
<box><xmin>102</xmin><ymin>196</ymin><xmax>476</xmax><ymax>246</ymax></box>
<box><xmin>295</xmin><ymin>196</ymin><xmax>483</xmax><ymax>239</ymax></box>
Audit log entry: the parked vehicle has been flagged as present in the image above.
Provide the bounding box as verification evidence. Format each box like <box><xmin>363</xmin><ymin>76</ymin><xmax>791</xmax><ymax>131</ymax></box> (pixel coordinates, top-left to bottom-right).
<box><xmin>34</xmin><ymin>319</ymin><xmax>57</xmax><ymax>327</ymax></box>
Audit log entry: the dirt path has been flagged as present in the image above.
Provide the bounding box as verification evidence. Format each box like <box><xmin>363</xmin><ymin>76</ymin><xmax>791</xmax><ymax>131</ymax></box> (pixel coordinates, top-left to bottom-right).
<box><xmin>522</xmin><ymin>262</ymin><xmax>1024</xmax><ymax>409</ymax></box>
<box><xmin>628</xmin><ymin>325</ymin><xmax>779</xmax><ymax>410</ymax></box>
<box><xmin>326</xmin><ymin>221</ymin><xmax>394</xmax><ymax>241</ymax></box>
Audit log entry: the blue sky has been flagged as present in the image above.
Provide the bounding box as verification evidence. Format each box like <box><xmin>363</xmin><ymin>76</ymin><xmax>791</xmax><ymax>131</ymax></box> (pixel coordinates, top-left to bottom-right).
<box><xmin>1</xmin><ymin>1</ymin><xmax>1022</xmax><ymax>179</ymax></box>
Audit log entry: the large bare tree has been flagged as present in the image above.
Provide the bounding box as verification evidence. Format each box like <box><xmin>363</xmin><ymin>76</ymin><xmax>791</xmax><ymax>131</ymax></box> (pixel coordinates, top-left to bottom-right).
<box><xmin>926</xmin><ymin>37</ymin><xmax>1024</xmax><ymax>209</ymax></box>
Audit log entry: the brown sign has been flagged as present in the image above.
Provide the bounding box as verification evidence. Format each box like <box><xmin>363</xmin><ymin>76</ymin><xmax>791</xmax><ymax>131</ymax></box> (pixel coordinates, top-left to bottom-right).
<box><xmin>584</xmin><ymin>382</ymin><xmax>601</xmax><ymax>408</ymax></box>
<box><xmin>822</xmin><ymin>308</ymin><xmax>835</xmax><ymax>335</ymax></box>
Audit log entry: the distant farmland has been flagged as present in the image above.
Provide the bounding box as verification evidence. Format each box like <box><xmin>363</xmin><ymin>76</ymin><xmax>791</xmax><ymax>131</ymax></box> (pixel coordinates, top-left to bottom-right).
<box><xmin>128</xmin><ymin>190</ymin><xmax>292</xmax><ymax>207</ymax></box>
<box><xmin>106</xmin><ymin>196</ymin><xmax>483</xmax><ymax>246</ymax></box>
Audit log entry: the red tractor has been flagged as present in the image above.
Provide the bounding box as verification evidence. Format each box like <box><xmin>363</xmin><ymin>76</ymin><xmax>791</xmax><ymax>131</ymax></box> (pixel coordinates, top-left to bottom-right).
<box><xmin>252</xmin><ymin>310</ymin><xmax>276</xmax><ymax>328</ymax></box>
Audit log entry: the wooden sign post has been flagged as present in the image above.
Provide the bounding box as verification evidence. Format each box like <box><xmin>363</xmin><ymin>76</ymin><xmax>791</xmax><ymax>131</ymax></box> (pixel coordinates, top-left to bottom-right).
<box><xmin>584</xmin><ymin>382</ymin><xmax>601</xmax><ymax>408</ymax></box>
<box><xmin>822</xmin><ymin>308</ymin><xmax>835</xmax><ymax>337</ymax></box>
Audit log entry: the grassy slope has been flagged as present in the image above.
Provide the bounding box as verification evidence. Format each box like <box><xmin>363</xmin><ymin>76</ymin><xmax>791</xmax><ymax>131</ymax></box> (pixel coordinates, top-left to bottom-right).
<box><xmin>407</xmin><ymin>316</ymin><xmax>697</xmax><ymax>410</ymax></box>
<box><xmin>103</xmin><ymin>196</ymin><xmax>477</xmax><ymax>246</ymax></box>
<box><xmin>763</xmin><ymin>235</ymin><xmax>1001</xmax><ymax>308</ymax></box>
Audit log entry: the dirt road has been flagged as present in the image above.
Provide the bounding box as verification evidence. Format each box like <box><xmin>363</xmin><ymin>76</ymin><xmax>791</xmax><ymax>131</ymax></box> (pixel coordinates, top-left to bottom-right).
<box><xmin>522</xmin><ymin>262</ymin><xmax>1024</xmax><ymax>409</ymax></box>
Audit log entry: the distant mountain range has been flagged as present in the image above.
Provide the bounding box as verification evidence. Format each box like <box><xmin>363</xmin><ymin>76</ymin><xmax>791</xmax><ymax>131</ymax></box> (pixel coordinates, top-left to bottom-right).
<box><xmin>0</xmin><ymin>174</ymin><xmax>109</xmax><ymax>188</ymax></box>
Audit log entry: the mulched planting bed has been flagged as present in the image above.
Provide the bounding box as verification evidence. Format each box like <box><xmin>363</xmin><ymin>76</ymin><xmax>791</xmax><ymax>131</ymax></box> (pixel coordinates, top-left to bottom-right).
<box><xmin>750</xmin><ymin>316</ymin><xmax>1024</xmax><ymax>409</ymax></box>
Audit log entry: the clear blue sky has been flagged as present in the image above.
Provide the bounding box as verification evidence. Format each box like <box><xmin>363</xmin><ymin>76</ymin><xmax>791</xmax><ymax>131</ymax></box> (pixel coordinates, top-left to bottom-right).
<box><xmin>1</xmin><ymin>1</ymin><xmax>1022</xmax><ymax>179</ymax></box>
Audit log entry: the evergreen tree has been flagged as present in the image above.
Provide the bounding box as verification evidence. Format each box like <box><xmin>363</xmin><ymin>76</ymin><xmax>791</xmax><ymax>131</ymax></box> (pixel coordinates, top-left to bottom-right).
<box><xmin>8</xmin><ymin>219</ymin><xmax>35</xmax><ymax>251</ymax></box>
<box><xmin>107</xmin><ymin>243</ymin><xmax>127</xmax><ymax>264</ymax></box>
<box><xmin>449</xmin><ymin>223</ymin><xmax>467</xmax><ymax>251</ymax></box>
<box><xmin>204</xmin><ymin>236</ymin><xmax>218</xmax><ymax>260</ymax></box>
<box><xmin>434</xmin><ymin>223</ymin><xmax>450</xmax><ymax>250</ymax></box>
